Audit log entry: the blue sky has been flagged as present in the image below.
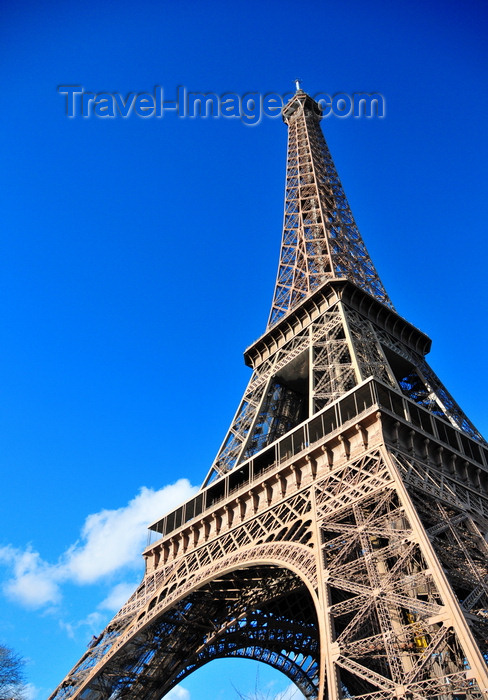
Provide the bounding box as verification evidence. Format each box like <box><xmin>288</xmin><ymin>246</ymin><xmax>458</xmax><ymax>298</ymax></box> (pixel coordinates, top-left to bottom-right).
<box><xmin>0</xmin><ymin>0</ymin><xmax>487</xmax><ymax>698</ymax></box>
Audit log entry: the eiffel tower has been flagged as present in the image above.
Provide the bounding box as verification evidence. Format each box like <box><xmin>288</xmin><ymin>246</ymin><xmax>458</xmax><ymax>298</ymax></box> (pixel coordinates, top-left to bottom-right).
<box><xmin>49</xmin><ymin>87</ymin><xmax>488</xmax><ymax>700</ymax></box>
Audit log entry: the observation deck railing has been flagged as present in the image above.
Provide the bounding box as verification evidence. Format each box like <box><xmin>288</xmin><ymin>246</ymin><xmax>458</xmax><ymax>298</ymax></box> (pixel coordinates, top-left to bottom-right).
<box><xmin>148</xmin><ymin>377</ymin><xmax>488</xmax><ymax>543</ymax></box>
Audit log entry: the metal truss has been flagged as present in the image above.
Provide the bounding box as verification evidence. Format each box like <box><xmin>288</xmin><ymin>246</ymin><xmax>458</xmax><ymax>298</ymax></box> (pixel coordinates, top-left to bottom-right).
<box><xmin>342</xmin><ymin>306</ymin><xmax>484</xmax><ymax>442</ymax></box>
<box><xmin>267</xmin><ymin>90</ymin><xmax>392</xmax><ymax>329</ymax></box>
<box><xmin>49</xmin><ymin>88</ymin><xmax>488</xmax><ymax>699</ymax></box>
<box><xmin>50</xmin><ymin>421</ymin><xmax>488</xmax><ymax>699</ymax></box>
<box><xmin>204</xmin><ymin>285</ymin><xmax>484</xmax><ymax>485</ymax></box>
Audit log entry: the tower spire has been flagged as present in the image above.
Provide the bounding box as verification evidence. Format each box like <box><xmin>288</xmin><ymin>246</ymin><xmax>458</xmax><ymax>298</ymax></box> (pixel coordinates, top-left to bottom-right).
<box><xmin>268</xmin><ymin>90</ymin><xmax>392</xmax><ymax>328</ymax></box>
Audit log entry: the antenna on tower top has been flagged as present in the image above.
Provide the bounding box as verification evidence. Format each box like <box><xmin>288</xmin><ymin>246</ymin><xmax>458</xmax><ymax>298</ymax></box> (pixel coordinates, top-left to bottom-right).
<box><xmin>295</xmin><ymin>78</ymin><xmax>303</xmax><ymax>92</ymax></box>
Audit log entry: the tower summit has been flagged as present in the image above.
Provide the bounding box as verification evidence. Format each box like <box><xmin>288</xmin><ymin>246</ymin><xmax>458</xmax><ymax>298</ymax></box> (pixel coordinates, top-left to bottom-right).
<box><xmin>269</xmin><ymin>87</ymin><xmax>392</xmax><ymax>329</ymax></box>
<box><xmin>50</xmin><ymin>90</ymin><xmax>488</xmax><ymax>700</ymax></box>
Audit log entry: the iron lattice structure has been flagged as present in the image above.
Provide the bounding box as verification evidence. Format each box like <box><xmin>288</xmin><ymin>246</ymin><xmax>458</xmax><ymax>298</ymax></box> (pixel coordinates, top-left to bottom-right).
<box><xmin>50</xmin><ymin>89</ymin><xmax>488</xmax><ymax>700</ymax></box>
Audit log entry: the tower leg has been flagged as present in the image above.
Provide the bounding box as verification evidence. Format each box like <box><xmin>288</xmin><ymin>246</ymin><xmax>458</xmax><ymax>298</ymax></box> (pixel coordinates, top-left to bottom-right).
<box><xmin>384</xmin><ymin>447</ymin><xmax>488</xmax><ymax>697</ymax></box>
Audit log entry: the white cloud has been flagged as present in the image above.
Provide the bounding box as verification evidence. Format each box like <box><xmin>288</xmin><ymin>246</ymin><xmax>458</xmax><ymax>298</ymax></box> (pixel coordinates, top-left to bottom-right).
<box><xmin>0</xmin><ymin>546</ymin><xmax>62</xmax><ymax>608</ymax></box>
<box><xmin>0</xmin><ymin>479</ymin><xmax>197</xmax><ymax>609</ymax></box>
<box><xmin>165</xmin><ymin>686</ymin><xmax>190</xmax><ymax>700</ymax></box>
<box><xmin>23</xmin><ymin>683</ymin><xmax>40</xmax><ymax>700</ymax></box>
<box><xmin>98</xmin><ymin>581</ymin><xmax>140</xmax><ymax>611</ymax></box>
<box><xmin>59</xmin><ymin>611</ymin><xmax>104</xmax><ymax>639</ymax></box>
<box><xmin>273</xmin><ymin>685</ymin><xmax>304</xmax><ymax>700</ymax></box>
<box><xmin>64</xmin><ymin>480</ymin><xmax>196</xmax><ymax>583</ymax></box>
